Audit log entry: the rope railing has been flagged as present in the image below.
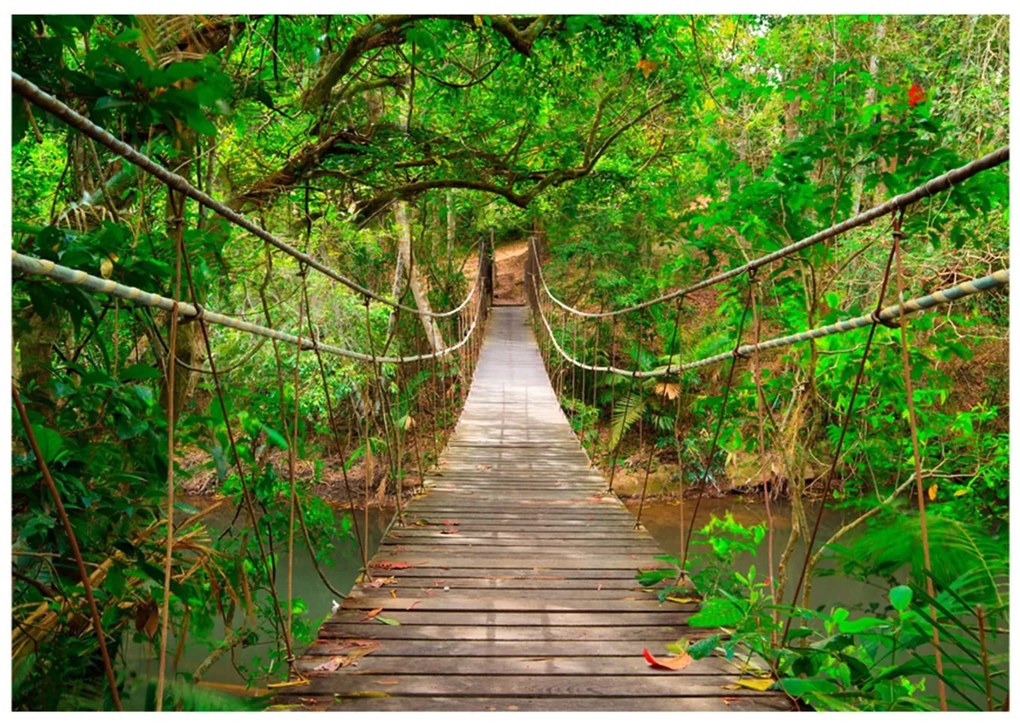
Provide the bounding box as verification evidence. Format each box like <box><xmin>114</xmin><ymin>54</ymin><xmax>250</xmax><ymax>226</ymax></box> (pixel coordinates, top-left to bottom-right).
<box><xmin>536</xmin><ymin>146</ymin><xmax>1009</xmax><ymax>319</ymax></box>
<box><xmin>12</xmin><ymin>249</ymin><xmax>486</xmax><ymax>365</ymax></box>
<box><xmin>530</xmin><ymin>262</ymin><xmax>1009</xmax><ymax>378</ymax></box>
<box><xmin>11</xmin><ymin>72</ymin><xmax>473</xmax><ymax>319</ymax></box>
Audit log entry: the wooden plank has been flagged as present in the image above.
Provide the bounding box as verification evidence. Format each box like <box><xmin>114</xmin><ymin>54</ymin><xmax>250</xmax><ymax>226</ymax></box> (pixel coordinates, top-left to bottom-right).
<box><xmin>360</xmin><ymin>576</ymin><xmax>651</xmax><ymax>590</ymax></box>
<box><xmin>294</xmin><ymin>654</ymin><xmax>746</xmax><ymax>677</ymax></box>
<box><xmin>273</xmin><ymin>695</ymin><xmax>791</xmax><ymax>712</ymax></box>
<box><xmin>368</xmin><ymin>555</ymin><xmax>667</xmax><ymax>569</ymax></box>
<box><xmin>316</xmin><ymin>624</ymin><xmax>689</xmax><ymax>641</ymax></box>
<box><xmin>302</xmin><ymin>639</ymin><xmax>710</xmax><ymax>659</ymax></box>
<box><xmin>286</xmin><ymin>673</ymin><xmax>776</xmax><ymax>698</ymax></box>
<box><xmin>338</xmin><ymin>595</ymin><xmax>695</xmax><ymax>612</ymax></box>
<box><xmin>327</xmin><ymin>610</ymin><xmax>692</xmax><ymax>627</ymax></box>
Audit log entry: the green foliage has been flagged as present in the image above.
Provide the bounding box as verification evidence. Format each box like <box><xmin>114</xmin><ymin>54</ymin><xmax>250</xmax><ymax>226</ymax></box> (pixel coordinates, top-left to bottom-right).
<box><xmin>639</xmin><ymin>511</ymin><xmax>1009</xmax><ymax>711</ymax></box>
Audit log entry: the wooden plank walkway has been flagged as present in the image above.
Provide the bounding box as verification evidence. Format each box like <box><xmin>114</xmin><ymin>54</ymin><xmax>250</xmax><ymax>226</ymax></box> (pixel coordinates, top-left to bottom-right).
<box><xmin>274</xmin><ymin>306</ymin><xmax>790</xmax><ymax>712</ymax></box>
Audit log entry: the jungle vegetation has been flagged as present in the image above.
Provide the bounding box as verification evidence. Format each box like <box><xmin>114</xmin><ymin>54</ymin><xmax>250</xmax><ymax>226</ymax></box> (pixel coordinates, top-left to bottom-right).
<box><xmin>8</xmin><ymin>14</ymin><xmax>1009</xmax><ymax>711</ymax></box>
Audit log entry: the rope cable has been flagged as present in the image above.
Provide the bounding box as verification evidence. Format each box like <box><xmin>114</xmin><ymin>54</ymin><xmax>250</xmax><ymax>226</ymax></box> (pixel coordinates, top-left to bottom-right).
<box><xmin>12</xmin><ymin>250</ymin><xmax>485</xmax><ymax>365</ymax></box>
<box><xmin>533</xmin><ymin>145</ymin><xmax>1008</xmax><ymax>319</ymax></box>
<box><xmin>530</xmin><ymin>254</ymin><xmax>1008</xmax><ymax>378</ymax></box>
<box><xmin>11</xmin><ymin>72</ymin><xmax>480</xmax><ymax>320</ymax></box>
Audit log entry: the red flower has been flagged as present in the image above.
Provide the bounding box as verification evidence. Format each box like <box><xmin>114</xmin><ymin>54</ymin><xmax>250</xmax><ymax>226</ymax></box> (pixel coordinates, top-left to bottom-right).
<box><xmin>908</xmin><ymin>83</ymin><xmax>925</xmax><ymax>108</ymax></box>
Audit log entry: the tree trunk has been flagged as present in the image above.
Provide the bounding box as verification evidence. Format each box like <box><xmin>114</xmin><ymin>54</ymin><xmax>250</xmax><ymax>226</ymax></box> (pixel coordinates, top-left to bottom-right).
<box><xmin>851</xmin><ymin>21</ymin><xmax>886</xmax><ymax>214</ymax></box>
<box><xmin>395</xmin><ymin>202</ymin><xmax>446</xmax><ymax>353</ymax></box>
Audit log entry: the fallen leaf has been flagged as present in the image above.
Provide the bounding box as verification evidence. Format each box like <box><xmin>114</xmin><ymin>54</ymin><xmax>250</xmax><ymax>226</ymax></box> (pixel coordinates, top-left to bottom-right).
<box><xmin>642</xmin><ymin>648</ymin><xmax>693</xmax><ymax>671</ymax></box>
<box><xmin>666</xmin><ymin>596</ymin><xmax>701</xmax><ymax>604</ymax></box>
<box><xmin>374</xmin><ymin>615</ymin><xmax>401</xmax><ymax>626</ymax></box>
<box><xmin>442</xmin><ymin>520</ymin><xmax>459</xmax><ymax>526</ymax></box>
<box><xmin>389</xmin><ymin>589</ymin><xmax>397</xmax><ymax>598</ymax></box>
<box><xmin>373</xmin><ymin>561</ymin><xmax>412</xmax><ymax>571</ymax></box>
<box><xmin>441</xmin><ymin>528</ymin><xmax>458</xmax><ymax>535</ymax></box>
<box><xmin>733</xmin><ymin>677</ymin><xmax>774</xmax><ymax>692</ymax></box>
<box><xmin>359</xmin><ymin>607</ymin><xmax>384</xmax><ymax>621</ymax></box>
<box><xmin>346</xmin><ymin>645</ymin><xmax>380</xmax><ymax>662</ymax></box>
<box><xmin>334</xmin><ymin>639</ymin><xmax>379</xmax><ymax>650</ymax></box>
<box><xmin>310</xmin><ymin>655</ymin><xmax>353</xmax><ymax>674</ymax></box>
<box><xmin>362</xmin><ymin>576</ymin><xmax>395</xmax><ymax>589</ymax></box>
<box><xmin>475</xmin><ymin>464</ymin><xmax>492</xmax><ymax>471</ymax></box>
<box><xmin>375</xmin><ymin>679</ymin><xmax>399</xmax><ymax>685</ymax></box>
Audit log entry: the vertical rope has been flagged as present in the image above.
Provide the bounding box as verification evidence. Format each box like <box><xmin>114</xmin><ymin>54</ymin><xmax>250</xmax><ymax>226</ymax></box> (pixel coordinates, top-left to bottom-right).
<box><xmin>637</xmin><ymin>303</ymin><xmax>684</xmax><ymax>528</ymax></box>
<box><xmin>12</xmin><ymin>386</ymin><xmax>124</xmax><ymax>710</ymax></box>
<box><xmin>671</xmin><ymin>300</ymin><xmax>688</xmax><ymax>564</ymax></box>
<box><xmin>178</xmin><ymin>242</ymin><xmax>296</xmax><ymax>674</ymax></box>
<box><xmin>608</xmin><ymin>316</ymin><xmax>640</xmax><ymax>493</ymax></box>
<box><xmin>680</xmin><ymin>274</ymin><xmax>755</xmax><ymax>571</ymax></box>
<box><xmin>893</xmin><ymin>212</ymin><xmax>948</xmax><ymax>710</ymax></box>
<box><xmin>583</xmin><ymin>310</ymin><xmax>602</xmax><ymax>459</ymax></box>
<box><xmin>285</xmin><ymin>284</ymin><xmax>305</xmax><ymax>658</ymax></box>
<box><xmin>570</xmin><ymin>313</ymin><xmax>579</xmax><ymax>417</ymax></box>
<box><xmin>750</xmin><ymin>271</ymin><xmax>778</xmax><ymax>641</ymax></box>
<box><xmin>155</xmin><ymin>190</ymin><xmax>185</xmax><ymax>710</ymax></box>
<box><xmin>781</xmin><ymin>237</ymin><xmax>899</xmax><ymax>644</ymax></box>
<box><xmin>604</xmin><ymin>318</ymin><xmax>618</xmax><ymax>470</ymax></box>
<box><xmin>299</xmin><ymin>280</ymin><xmax>368</xmax><ymax>574</ymax></box>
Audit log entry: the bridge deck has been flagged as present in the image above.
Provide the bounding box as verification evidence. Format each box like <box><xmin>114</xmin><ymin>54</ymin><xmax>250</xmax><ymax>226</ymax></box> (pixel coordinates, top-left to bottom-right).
<box><xmin>274</xmin><ymin>307</ymin><xmax>789</xmax><ymax>712</ymax></box>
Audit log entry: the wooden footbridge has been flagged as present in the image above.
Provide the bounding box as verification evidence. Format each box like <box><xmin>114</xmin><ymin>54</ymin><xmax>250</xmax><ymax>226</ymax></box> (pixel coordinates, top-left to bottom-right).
<box><xmin>273</xmin><ymin>307</ymin><xmax>789</xmax><ymax>712</ymax></box>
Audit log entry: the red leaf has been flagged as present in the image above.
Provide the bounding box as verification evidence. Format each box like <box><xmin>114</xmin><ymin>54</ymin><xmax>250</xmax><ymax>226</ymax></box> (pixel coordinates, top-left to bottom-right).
<box><xmin>642</xmin><ymin>647</ymin><xmax>693</xmax><ymax>671</ymax></box>
<box><xmin>359</xmin><ymin>607</ymin><xmax>384</xmax><ymax>621</ymax></box>
<box><xmin>908</xmin><ymin>83</ymin><xmax>925</xmax><ymax>107</ymax></box>
<box><xmin>373</xmin><ymin>561</ymin><xmax>412</xmax><ymax>571</ymax></box>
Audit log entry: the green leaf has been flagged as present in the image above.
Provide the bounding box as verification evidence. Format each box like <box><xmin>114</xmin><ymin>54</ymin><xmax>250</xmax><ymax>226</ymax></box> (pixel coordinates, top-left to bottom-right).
<box><xmin>30</xmin><ymin>425</ymin><xmax>64</xmax><ymax>464</ymax></box>
<box><xmin>687</xmin><ymin>634</ymin><xmax>720</xmax><ymax>659</ymax></box>
<box><xmin>777</xmin><ymin>677</ymin><xmax>841</xmax><ymax>698</ymax></box>
<box><xmin>635</xmin><ymin>568</ymin><xmax>674</xmax><ymax>587</ymax></box>
<box><xmin>120</xmin><ymin>363</ymin><xmax>164</xmax><ymax>381</ymax></box>
<box><xmin>263</xmin><ymin>425</ymin><xmax>289</xmax><ymax>449</ymax></box>
<box><xmin>688</xmin><ymin>598</ymin><xmax>743</xmax><ymax>628</ymax></box>
<box><xmin>837</xmin><ymin>615</ymin><xmax>890</xmax><ymax>634</ymax></box>
<box><xmin>889</xmin><ymin>585</ymin><xmax>913</xmax><ymax>612</ymax></box>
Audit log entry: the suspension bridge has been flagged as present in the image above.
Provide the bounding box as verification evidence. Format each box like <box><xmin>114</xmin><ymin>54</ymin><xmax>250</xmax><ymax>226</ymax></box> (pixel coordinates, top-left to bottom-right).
<box><xmin>9</xmin><ymin>72</ymin><xmax>1010</xmax><ymax>711</ymax></box>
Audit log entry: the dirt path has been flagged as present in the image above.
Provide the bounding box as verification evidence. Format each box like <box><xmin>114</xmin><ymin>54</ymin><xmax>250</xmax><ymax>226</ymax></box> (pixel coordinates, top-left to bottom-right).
<box><xmin>463</xmin><ymin>239</ymin><xmax>528</xmax><ymax>305</ymax></box>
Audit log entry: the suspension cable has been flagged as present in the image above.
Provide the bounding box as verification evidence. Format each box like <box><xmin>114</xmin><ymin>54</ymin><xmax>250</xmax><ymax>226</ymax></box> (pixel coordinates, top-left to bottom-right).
<box><xmin>12</xmin><ymin>250</ymin><xmax>485</xmax><ymax>365</ymax></box>
<box><xmin>531</xmin><ymin>262</ymin><xmax>1009</xmax><ymax>378</ymax></box>
<box><xmin>11</xmin><ymin>72</ymin><xmax>478</xmax><ymax>320</ymax></box>
<box><xmin>534</xmin><ymin>146</ymin><xmax>1008</xmax><ymax>319</ymax></box>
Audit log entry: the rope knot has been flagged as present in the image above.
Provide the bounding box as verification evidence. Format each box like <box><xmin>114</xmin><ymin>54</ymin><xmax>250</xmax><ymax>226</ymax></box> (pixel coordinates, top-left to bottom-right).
<box><xmin>870</xmin><ymin>309</ymin><xmax>901</xmax><ymax>329</ymax></box>
<box><xmin>182</xmin><ymin>301</ymin><xmax>205</xmax><ymax>324</ymax></box>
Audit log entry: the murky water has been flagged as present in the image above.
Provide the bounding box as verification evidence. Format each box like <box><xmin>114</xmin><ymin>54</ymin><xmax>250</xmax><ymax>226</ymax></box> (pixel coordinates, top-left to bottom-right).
<box><xmin>122</xmin><ymin>499</ymin><xmax>392</xmax><ymax>706</ymax></box>
<box><xmin>625</xmin><ymin>496</ymin><xmax>875</xmax><ymax>609</ymax></box>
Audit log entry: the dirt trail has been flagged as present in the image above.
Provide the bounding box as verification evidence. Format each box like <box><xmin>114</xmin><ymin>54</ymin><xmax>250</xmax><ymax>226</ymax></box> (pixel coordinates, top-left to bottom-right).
<box><xmin>463</xmin><ymin>239</ymin><xmax>528</xmax><ymax>305</ymax></box>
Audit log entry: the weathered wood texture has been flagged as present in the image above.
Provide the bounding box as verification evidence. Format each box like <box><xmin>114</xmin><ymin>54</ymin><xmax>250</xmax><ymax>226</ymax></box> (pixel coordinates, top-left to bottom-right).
<box><xmin>275</xmin><ymin>307</ymin><xmax>789</xmax><ymax>712</ymax></box>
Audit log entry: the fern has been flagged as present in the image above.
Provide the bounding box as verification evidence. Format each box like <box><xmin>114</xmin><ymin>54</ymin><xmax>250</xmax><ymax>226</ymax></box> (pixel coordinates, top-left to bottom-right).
<box><xmin>609</xmin><ymin>391</ymin><xmax>646</xmax><ymax>450</ymax></box>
